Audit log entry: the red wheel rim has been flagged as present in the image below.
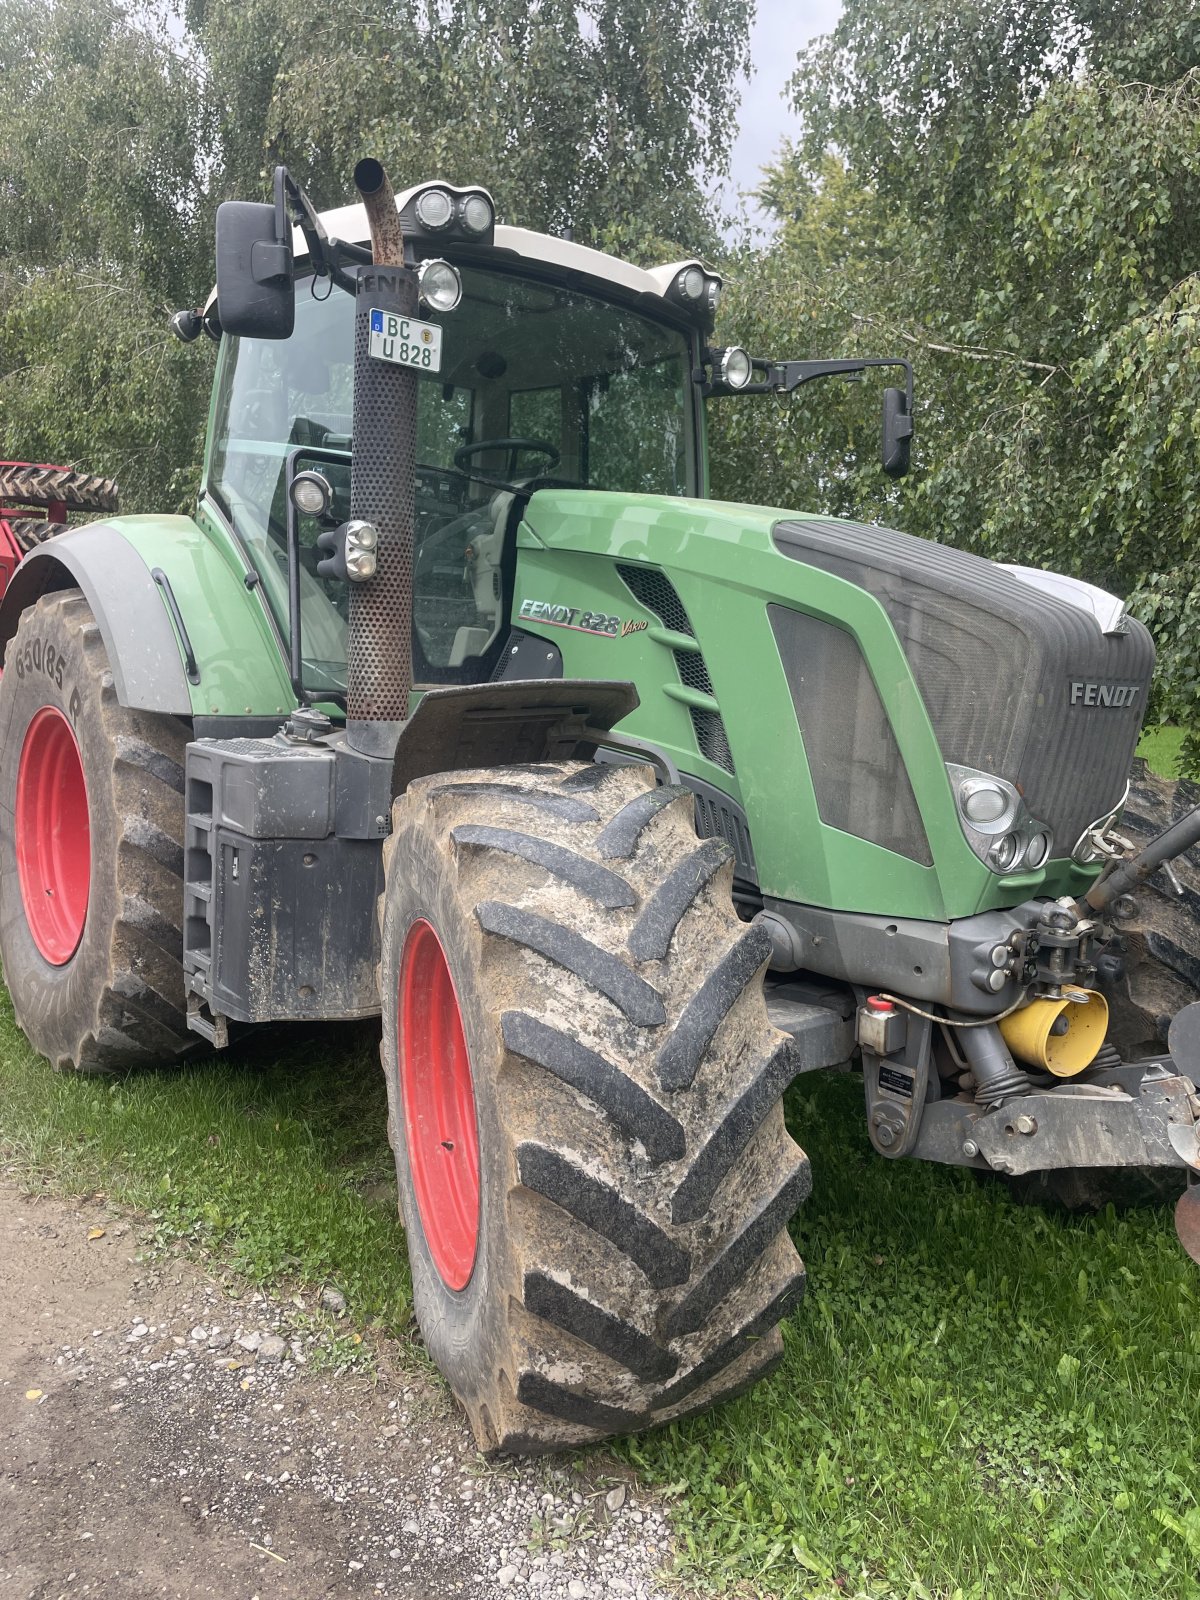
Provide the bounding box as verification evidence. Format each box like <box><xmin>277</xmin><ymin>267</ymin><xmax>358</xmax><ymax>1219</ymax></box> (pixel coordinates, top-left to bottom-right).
<box><xmin>398</xmin><ymin>919</ymin><xmax>480</xmax><ymax>1291</ymax></box>
<box><xmin>14</xmin><ymin>706</ymin><xmax>90</xmax><ymax>965</ymax></box>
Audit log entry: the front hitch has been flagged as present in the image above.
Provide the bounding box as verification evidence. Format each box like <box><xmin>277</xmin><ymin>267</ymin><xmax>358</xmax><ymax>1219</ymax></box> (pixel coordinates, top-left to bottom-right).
<box><xmin>906</xmin><ymin>1002</ymin><xmax>1200</xmax><ymax>1258</ymax></box>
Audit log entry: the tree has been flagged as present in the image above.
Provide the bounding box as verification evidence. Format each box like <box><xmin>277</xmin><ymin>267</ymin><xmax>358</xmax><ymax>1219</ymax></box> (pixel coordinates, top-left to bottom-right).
<box><xmin>0</xmin><ymin>0</ymin><xmax>754</xmax><ymax>515</ymax></box>
<box><xmin>712</xmin><ymin>1</ymin><xmax>1200</xmax><ymax>771</ymax></box>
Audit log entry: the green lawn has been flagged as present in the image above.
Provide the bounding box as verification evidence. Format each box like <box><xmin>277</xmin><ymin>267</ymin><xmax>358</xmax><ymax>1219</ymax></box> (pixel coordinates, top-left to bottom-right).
<box><xmin>1137</xmin><ymin>725</ymin><xmax>1186</xmax><ymax>779</ymax></box>
<box><xmin>3</xmin><ymin>987</ymin><xmax>1198</xmax><ymax>1599</ymax></box>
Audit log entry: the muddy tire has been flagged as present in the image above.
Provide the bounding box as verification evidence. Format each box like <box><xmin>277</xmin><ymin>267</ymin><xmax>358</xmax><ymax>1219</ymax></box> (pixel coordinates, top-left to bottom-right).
<box><xmin>1102</xmin><ymin>762</ymin><xmax>1200</xmax><ymax>1058</ymax></box>
<box><xmin>0</xmin><ymin>465</ymin><xmax>119</xmax><ymax>516</ymax></box>
<box><xmin>378</xmin><ymin>761</ymin><xmax>809</xmax><ymax>1453</ymax></box>
<box><xmin>0</xmin><ymin>589</ymin><xmax>194</xmax><ymax>1072</ymax></box>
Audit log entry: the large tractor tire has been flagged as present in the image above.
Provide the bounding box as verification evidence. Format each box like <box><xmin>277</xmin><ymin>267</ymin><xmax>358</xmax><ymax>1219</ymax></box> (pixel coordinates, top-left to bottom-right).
<box><xmin>0</xmin><ymin>589</ymin><xmax>194</xmax><ymax>1072</ymax></box>
<box><xmin>1103</xmin><ymin>762</ymin><xmax>1200</xmax><ymax>1059</ymax></box>
<box><xmin>378</xmin><ymin>761</ymin><xmax>809</xmax><ymax>1453</ymax></box>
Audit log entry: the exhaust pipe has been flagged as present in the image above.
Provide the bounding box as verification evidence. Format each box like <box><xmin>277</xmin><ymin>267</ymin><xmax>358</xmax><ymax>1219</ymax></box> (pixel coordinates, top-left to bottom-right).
<box><xmin>346</xmin><ymin>157</ymin><xmax>419</xmax><ymax>757</ymax></box>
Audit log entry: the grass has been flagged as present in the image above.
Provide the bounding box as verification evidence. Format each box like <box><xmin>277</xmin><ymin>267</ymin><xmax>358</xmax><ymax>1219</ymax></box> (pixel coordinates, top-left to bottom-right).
<box><xmin>0</xmin><ymin>735</ymin><xmax>1193</xmax><ymax>1598</ymax></box>
<box><xmin>3</xmin><ymin>991</ymin><xmax>1198</xmax><ymax>1599</ymax></box>
<box><xmin>1136</xmin><ymin>724</ymin><xmax>1186</xmax><ymax>779</ymax></box>
<box><xmin>625</xmin><ymin>1075</ymin><xmax>1200</xmax><ymax>1599</ymax></box>
<box><xmin>0</xmin><ymin>1002</ymin><xmax>412</xmax><ymax>1331</ymax></box>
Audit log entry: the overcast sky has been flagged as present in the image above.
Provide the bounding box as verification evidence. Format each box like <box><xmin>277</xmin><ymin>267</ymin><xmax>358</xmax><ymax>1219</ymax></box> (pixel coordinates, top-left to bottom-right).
<box><xmin>725</xmin><ymin>0</ymin><xmax>843</xmax><ymax>224</ymax></box>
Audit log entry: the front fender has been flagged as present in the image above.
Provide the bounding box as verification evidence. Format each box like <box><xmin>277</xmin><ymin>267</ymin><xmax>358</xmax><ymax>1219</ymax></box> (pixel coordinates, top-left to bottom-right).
<box><xmin>0</xmin><ymin>516</ymin><xmax>295</xmax><ymax>719</ymax></box>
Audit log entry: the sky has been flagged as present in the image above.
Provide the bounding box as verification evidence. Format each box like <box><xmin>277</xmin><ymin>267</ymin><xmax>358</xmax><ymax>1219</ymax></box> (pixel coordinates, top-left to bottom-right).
<box><xmin>725</xmin><ymin>0</ymin><xmax>843</xmax><ymax>225</ymax></box>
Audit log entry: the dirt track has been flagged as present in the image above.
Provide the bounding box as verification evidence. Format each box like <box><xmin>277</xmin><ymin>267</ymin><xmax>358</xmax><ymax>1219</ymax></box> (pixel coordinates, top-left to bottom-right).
<box><xmin>0</xmin><ymin>1185</ymin><xmax>684</xmax><ymax>1600</ymax></box>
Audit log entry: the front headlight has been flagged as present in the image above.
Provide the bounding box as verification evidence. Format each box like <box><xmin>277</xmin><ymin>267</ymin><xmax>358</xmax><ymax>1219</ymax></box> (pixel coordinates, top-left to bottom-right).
<box><xmin>989</xmin><ymin>832</ymin><xmax>1020</xmax><ymax>872</ymax></box>
<box><xmin>947</xmin><ymin>762</ymin><xmax>1053</xmax><ymax>874</ymax></box>
<box><xmin>414</xmin><ymin>187</ymin><xmax>454</xmax><ymax>231</ymax></box>
<box><xmin>417</xmin><ymin>258</ymin><xmax>462</xmax><ymax>313</ymax></box>
<box><xmin>960</xmin><ymin>780</ymin><xmax>1010</xmax><ymax>825</ymax></box>
<box><xmin>459</xmin><ymin>192</ymin><xmax>494</xmax><ymax>236</ymax></box>
<box><xmin>718</xmin><ymin>346</ymin><xmax>753</xmax><ymax>390</ymax></box>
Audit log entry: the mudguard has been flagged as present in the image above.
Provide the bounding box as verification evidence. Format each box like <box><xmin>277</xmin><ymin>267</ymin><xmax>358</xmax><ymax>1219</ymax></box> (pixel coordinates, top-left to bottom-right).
<box><xmin>0</xmin><ymin>515</ymin><xmax>295</xmax><ymax>719</ymax></box>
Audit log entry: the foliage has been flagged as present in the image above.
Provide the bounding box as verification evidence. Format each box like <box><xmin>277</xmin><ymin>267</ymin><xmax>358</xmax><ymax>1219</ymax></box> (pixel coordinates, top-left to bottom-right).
<box><xmin>712</xmin><ymin>1</ymin><xmax>1200</xmax><ymax>772</ymax></box>
<box><xmin>0</xmin><ymin>0</ymin><xmax>751</xmax><ymax>513</ymax></box>
<box><xmin>189</xmin><ymin>0</ymin><xmax>751</xmax><ymax>258</ymax></box>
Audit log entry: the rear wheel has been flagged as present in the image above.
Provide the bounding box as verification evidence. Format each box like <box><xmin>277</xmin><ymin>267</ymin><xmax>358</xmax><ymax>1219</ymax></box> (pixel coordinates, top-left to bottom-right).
<box><xmin>0</xmin><ymin>589</ymin><xmax>194</xmax><ymax>1071</ymax></box>
<box><xmin>378</xmin><ymin>760</ymin><xmax>809</xmax><ymax>1452</ymax></box>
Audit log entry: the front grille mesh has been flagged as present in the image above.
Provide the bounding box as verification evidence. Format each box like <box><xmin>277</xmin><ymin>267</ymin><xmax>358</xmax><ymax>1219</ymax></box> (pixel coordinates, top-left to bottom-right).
<box><xmin>616</xmin><ymin>563</ymin><xmax>735</xmax><ymax>773</ymax></box>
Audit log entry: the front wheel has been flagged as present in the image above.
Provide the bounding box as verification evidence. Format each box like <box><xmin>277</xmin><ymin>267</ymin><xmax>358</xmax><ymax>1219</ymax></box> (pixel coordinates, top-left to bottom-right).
<box><xmin>378</xmin><ymin>760</ymin><xmax>810</xmax><ymax>1452</ymax></box>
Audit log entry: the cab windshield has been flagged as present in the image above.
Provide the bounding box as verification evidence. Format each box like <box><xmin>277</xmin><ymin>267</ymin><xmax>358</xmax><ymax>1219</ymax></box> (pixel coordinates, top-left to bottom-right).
<box><xmin>206</xmin><ymin>262</ymin><xmax>696</xmax><ymax>693</ymax></box>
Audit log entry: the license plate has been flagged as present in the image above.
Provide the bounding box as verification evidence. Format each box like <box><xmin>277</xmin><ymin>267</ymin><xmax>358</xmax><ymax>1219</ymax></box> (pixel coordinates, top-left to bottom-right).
<box><xmin>368</xmin><ymin>309</ymin><xmax>443</xmax><ymax>372</ymax></box>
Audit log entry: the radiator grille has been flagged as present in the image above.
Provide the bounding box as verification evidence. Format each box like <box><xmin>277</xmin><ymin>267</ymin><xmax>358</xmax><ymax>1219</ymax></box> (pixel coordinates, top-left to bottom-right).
<box><xmin>616</xmin><ymin>563</ymin><xmax>735</xmax><ymax>773</ymax></box>
<box><xmin>774</xmin><ymin>519</ymin><xmax>1156</xmax><ymax>851</ymax></box>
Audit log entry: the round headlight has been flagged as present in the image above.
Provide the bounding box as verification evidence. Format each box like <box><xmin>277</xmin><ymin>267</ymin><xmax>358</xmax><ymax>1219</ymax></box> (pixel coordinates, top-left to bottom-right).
<box><xmin>679</xmin><ymin>265</ymin><xmax>705</xmax><ymax>300</ymax></box>
<box><xmin>460</xmin><ymin>193</ymin><xmax>493</xmax><ymax>236</ymax></box>
<box><xmin>706</xmin><ymin>278</ymin><xmax>722</xmax><ymax>312</ymax></box>
<box><xmin>289</xmin><ymin>470</ymin><xmax>332</xmax><ymax>518</ymax></box>
<box><xmin>1025</xmin><ymin>831</ymin><xmax>1051</xmax><ymax>869</ymax></box>
<box><xmin>415</xmin><ymin>188</ymin><xmax>454</xmax><ymax>231</ymax></box>
<box><xmin>418</xmin><ymin>258</ymin><xmax>463</xmax><ymax>313</ymax></box>
<box><xmin>344</xmin><ymin>546</ymin><xmax>377</xmax><ymax>581</ymax></box>
<box><xmin>989</xmin><ymin>833</ymin><xmax>1020</xmax><ymax>872</ymax></box>
<box><xmin>962</xmin><ymin>782</ymin><xmax>1009</xmax><ymax>824</ymax></box>
<box><xmin>346</xmin><ymin>519</ymin><xmax>378</xmax><ymax>552</ymax></box>
<box><xmin>719</xmin><ymin>347</ymin><xmax>753</xmax><ymax>390</ymax></box>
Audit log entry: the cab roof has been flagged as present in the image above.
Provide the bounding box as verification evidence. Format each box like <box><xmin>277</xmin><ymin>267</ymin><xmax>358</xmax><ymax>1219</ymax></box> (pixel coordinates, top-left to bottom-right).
<box><xmin>302</xmin><ymin>186</ymin><xmax>718</xmax><ymax>319</ymax></box>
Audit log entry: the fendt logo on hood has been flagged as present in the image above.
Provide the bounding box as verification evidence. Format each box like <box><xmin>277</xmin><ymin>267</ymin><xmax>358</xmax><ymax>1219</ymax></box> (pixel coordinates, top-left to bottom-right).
<box><xmin>1069</xmin><ymin>681</ymin><xmax>1141</xmax><ymax>708</ymax></box>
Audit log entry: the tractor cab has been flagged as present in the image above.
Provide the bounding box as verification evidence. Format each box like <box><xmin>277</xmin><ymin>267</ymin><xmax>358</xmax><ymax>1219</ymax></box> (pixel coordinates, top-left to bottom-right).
<box><xmin>200</xmin><ymin>186</ymin><xmax>711</xmax><ymax>703</ymax></box>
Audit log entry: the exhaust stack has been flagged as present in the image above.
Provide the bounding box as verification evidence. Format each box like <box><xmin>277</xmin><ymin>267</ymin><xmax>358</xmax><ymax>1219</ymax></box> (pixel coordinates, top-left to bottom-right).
<box><xmin>346</xmin><ymin>157</ymin><xmax>419</xmax><ymax>757</ymax></box>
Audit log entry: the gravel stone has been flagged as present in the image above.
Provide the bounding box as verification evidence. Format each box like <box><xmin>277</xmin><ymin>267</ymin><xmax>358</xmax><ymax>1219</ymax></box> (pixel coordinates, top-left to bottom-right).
<box><xmin>1</xmin><ymin>1185</ymin><xmax>685</xmax><ymax>1600</ymax></box>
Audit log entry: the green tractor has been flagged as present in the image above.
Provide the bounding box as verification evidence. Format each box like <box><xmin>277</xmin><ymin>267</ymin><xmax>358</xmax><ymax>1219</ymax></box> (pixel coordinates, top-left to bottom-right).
<box><xmin>2</xmin><ymin>159</ymin><xmax>1198</xmax><ymax>1453</ymax></box>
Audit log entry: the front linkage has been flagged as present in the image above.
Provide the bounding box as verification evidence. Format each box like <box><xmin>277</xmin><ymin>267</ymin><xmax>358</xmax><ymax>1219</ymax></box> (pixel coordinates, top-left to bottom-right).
<box><xmin>842</xmin><ymin>798</ymin><xmax>1200</xmax><ymax>1247</ymax></box>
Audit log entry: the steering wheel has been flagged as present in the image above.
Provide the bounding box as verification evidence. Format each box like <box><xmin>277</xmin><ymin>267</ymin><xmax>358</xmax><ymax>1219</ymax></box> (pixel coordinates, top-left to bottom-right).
<box><xmin>453</xmin><ymin>437</ymin><xmax>561</xmax><ymax>479</ymax></box>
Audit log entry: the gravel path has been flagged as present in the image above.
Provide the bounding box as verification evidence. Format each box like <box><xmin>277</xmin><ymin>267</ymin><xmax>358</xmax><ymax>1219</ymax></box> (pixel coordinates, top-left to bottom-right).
<box><xmin>0</xmin><ymin>1183</ymin><xmax>696</xmax><ymax>1599</ymax></box>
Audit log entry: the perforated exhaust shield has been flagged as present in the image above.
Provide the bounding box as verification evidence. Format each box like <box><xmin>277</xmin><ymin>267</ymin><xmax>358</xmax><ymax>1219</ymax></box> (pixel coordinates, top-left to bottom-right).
<box><xmin>347</xmin><ymin>266</ymin><xmax>418</xmax><ymax>753</ymax></box>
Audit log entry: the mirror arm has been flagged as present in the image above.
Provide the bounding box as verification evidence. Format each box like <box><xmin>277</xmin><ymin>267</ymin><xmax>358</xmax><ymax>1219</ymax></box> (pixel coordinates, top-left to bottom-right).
<box><xmin>273</xmin><ymin>169</ymin><xmax>375</xmax><ymax>299</ymax></box>
<box><xmin>769</xmin><ymin>356</ymin><xmax>914</xmax><ymax>412</ymax></box>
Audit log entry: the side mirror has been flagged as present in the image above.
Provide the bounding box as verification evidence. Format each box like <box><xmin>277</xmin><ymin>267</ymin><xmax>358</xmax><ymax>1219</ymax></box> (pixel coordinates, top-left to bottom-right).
<box><xmin>215</xmin><ymin>196</ymin><xmax>295</xmax><ymax>339</ymax></box>
<box><xmin>881</xmin><ymin>386</ymin><xmax>913</xmax><ymax>479</ymax></box>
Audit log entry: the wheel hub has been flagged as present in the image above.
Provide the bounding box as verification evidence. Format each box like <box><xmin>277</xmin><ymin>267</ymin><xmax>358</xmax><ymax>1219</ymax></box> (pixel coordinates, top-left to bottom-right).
<box><xmin>14</xmin><ymin>706</ymin><xmax>90</xmax><ymax>965</ymax></box>
<box><xmin>398</xmin><ymin>919</ymin><xmax>480</xmax><ymax>1290</ymax></box>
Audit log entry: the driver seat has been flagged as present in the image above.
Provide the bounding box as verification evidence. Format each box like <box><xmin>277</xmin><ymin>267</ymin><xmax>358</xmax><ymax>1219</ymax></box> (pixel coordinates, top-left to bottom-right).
<box><xmin>447</xmin><ymin>485</ymin><xmax>525</xmax><ymax>668</ymax></box>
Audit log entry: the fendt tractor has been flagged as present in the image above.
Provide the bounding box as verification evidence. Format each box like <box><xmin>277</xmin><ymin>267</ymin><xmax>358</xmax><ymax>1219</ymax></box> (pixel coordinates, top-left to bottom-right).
<box><xmin>2</xmin><ymin>160</ymin><xmax>1199</xmax><ymax>1453</ymax></box>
